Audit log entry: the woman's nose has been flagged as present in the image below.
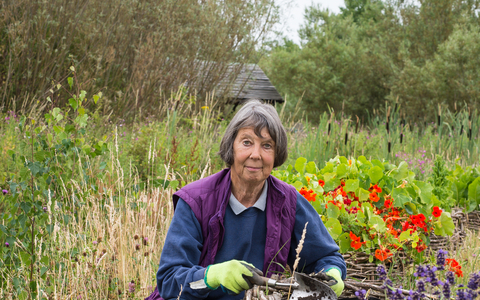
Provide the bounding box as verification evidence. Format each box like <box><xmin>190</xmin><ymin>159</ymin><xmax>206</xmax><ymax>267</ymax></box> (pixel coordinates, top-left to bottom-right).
<box><xmin>249</xmin><ymin>144</ymin><xmax>262</xmax><ymax>159</ymax></box>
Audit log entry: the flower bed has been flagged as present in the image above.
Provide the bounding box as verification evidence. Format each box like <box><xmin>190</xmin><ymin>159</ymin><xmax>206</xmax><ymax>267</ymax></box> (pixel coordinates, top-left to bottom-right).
<box><xmin>273</xmin><ymin>156</ymin><xmax>456</xmax><ymax>262</ymax></box>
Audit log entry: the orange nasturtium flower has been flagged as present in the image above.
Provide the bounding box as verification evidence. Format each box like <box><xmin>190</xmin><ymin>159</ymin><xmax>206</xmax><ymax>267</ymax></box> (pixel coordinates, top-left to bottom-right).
<box><xmin>446</xmin><ymin>258</ymin><xmax>464</xmax><ymax>277</ymax></box>
<box><xmin>375</xmin><ymin>248</ymin><xmax>392</xmax><ymax>261</ymax></box>
<box><xmin>349</xmin><ymin>231</ymin><xmax>366</xmax><ymax>250</ymax></box>
<box><xmin>372</xmin><ymin>184</ymin><xmax>382</xmax><ymax>193</ymax></box>
<box><xmin>432</xmin><ymin>206</ymin><xmax>443</xmax><ymax>218</ymax></box>
<box><xmin>318</xmin><ymin>179</ymin><xmax>325</xmax><ymax>187</ymax></box>
<box><xmin>300</xmin><ymin>187</ymin><xmax>317</xmax><ymax>202</ymax></box>
<box><xmin>369</xmin><ymin>192</ymin><xmax>380</xmax><ymax>202</ymax></box>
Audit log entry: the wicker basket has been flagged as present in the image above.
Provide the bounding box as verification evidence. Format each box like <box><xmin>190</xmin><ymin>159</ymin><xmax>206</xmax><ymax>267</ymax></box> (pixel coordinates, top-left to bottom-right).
<box><xmin>428</xmin><ymin>208</ymin><xmax>466</xmax><ymax>251</ymax></box>
<box><xmin>466</xmin><ymin>211</ymin><xmax>480</xmax><ymax>231</ymax></box>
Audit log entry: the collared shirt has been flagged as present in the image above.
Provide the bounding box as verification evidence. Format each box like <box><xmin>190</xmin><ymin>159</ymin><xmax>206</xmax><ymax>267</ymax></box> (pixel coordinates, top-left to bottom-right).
<box><xmin>228</xmin><ymin>180</ymin><xmax>268</xmax><ymax>215</ymax></box>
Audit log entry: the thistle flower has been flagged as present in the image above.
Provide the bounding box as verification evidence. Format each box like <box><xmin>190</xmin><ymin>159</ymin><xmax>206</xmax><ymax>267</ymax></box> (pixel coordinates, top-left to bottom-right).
<box><xmin>2</xmin><ymin>189</ymin><xmax>8</xmax><ymax>195</ymax></box>
<box><xmin>5</xmin><ymin>242</ymin><xmax>9</xmax><ymax>247</ymax></box>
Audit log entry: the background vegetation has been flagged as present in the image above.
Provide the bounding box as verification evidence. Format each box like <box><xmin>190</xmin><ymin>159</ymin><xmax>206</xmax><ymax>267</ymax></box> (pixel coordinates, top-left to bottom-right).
<box><xmin>260</xmin><ymin>0</ymin><xmax>480</xmax><ymax>120</ymax></box>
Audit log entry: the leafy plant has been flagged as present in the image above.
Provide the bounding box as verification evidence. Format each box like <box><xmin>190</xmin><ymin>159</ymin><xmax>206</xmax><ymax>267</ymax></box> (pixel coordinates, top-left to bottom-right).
<box><xmin>272</xmin><ymin>156</ymin><xmax>455</xmax><ymax>263</ymax></box>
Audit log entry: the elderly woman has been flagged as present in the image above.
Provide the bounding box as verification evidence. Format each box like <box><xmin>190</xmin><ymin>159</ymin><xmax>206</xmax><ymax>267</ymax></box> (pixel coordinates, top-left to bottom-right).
<box><xmin>146</xmin><ymin>100</ymin><xmax>346</xmax><ymax>300</ymax></box>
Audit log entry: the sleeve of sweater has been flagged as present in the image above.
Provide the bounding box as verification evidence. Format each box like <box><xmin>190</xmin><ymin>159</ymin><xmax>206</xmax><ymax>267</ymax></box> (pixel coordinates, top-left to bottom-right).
<box><xmin>156</xmin><ymin>198</ymin><xmax>211</xmax><ymax>300</ymax></box>
<box><xmin>287</xmin><ymin>192</ymin><xmax>347</xmax><ymax>280</ymax></box>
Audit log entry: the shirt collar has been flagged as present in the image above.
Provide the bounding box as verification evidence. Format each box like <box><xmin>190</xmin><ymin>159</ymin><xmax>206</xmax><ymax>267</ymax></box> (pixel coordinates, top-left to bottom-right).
<box><xmin>229</xmin><ymin>180</ymin><xmax>268</xmax><ymax>215</ymax></box>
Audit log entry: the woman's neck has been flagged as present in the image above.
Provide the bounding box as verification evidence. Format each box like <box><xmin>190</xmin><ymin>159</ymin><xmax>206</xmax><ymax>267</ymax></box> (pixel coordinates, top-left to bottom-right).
<box><xmin>230</xmin><ymin>175</ymin><xmax>266</xmax><ymax>208</ymax></box>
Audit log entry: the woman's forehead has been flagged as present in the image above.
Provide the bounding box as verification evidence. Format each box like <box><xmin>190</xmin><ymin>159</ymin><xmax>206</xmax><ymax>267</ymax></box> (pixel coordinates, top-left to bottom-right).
<box><xmin>237</xmin><ymin>127</ymin><xmax>273</xmax><ymax>140</ymax></box>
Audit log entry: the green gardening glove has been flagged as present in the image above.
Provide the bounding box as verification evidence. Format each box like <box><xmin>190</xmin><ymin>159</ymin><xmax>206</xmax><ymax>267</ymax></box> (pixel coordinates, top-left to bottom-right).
<box><xmin>325</xmin><ymin>268</ymin><xmax>344</xmax><ymax>297</ymax></box>
<box><xmin>204</xmin><ymin>260</ymin><xmax>262</xmax><ymax>294</ymax></box>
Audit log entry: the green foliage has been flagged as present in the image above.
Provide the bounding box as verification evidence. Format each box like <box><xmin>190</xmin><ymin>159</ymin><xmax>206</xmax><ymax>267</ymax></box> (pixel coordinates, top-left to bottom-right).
<box><xmin>1</xmin><ymin>0</ymin><xmax>278</xmax><ymax>118</ymax></box>
<box><xmin>0</xmin><ymin>76</ymin><xmax>109</xmax><ymax>297</ymax></box>
<box><xmin>429</xmin><ymin>156</ymin><xmax>455</xmax><ymax>210</ymax></box>
<box><xmin>262</xmin><ymin>0</ymin><xmax>480</xmax><ymax>119</ymax></box>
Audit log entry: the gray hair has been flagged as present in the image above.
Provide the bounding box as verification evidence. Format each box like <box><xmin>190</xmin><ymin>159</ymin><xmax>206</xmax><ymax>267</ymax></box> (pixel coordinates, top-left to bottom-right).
<box><xmin>219</xmin><ymin>100</ymin><xmax>288</xmax><ymax>168</ymax></box>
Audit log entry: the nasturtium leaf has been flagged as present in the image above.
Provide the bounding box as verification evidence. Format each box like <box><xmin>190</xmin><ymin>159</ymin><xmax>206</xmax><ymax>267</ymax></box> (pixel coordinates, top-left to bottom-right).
<box><xmin>339</xmin><ymin>156</ymin><xmax>348</xmax><ymax>164</ymax></box>
<box><xmin>295</xmin><ymin>157</ymin><xmax>307</xmax><ymax>175</ymax></box>
<box><xmin>344</xmin><ymin>179</ymin><xmax>359</xmax><ymax>193</ymax></box>
<box><xmin>321</xmin><ymin>162</ymin><xmax>334</xmax><ymax>173</ymax></box>
<box><xmin>368</xmin><ymin>215</ymin><xmax>386</xmax><ymax>233</ymax></box>
<box><xmin>398</xmin><ymin>229</ymin><xmax>413</xmax><ymax>242</ymax></box>
<box><xmin>413</xmin><ymin>181</ymin><xmax>433</xmax><ymax>205</ymax></box>
<box><xmin>292</xmin><ymin>181</ymin><xmax>303</xmax><ymax>191</ymax></box>
<box><xmin>368</xmin><ymin>166</ymin><xmax>383</xmax><ymax>184</ymax></box>
<box><xmin>326</xmin><ymin>203</ymin><xmax>340</xmax><ymax>219</ymax></box>
<box><xmin>324</xmin><ymin>218</ymin><xmax>342</xmax><ymax>239</ymax></box>
<box><xmin>338</xmin><ymin>232</ymin><xmax>351</xmax><ymax>253</ymax></box>
<box><xmin>336</xmin><ymin>163</ymin><xmax>348</xmax><ymax>178</ymax></box>
<box><xmin>357</xmin><ymin>156</ymin><xmax>370</xmax><ymax>166</ymax></box>
<box><xmin>391</xmin><ymin>161</ymin><xmax>409</xmax><ymax>181</ymax></box>
<box><xmin>371</xmin><ymin>159</ymin><xmax>384</xmax><ymax>170</ymax></box>
<box><xmin>305</xmin><ymin>161</ymin><xmax>317</xmax><ymax>174</ymax></box>
<box><xmin>324</xmin><ymin>178</ymin><xmax>341</xmax><ymax>192</ymax></box>
<box><xmin>434</xmin><ymin>211</ymin><xmax>455</xmax><ymax>236</ymax></box>
<box><xmin>310</xmin><ymin>199</ymin><xmax>323</xmax><ymax>214</ymax></box>
<box><xmin>392</xmin><ymin>188</ymin><xmax>412</xmax><ymax>207</ymax></box>
<box><xmin>358</xmin><ymin>188</ymin><xmax>370</xmax><ymax>201</ymax></box>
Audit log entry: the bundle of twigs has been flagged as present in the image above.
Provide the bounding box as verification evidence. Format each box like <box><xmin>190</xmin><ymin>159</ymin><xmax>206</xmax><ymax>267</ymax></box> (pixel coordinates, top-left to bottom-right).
<box><xmin>466</xmin><ymin>211</ymin><xmax>480</xmax><ymax>231</ymax></box>
<box><xmin>339</xmin><ymin>252</ymin><xmax>406</xmax><ymax>299</ymax></box>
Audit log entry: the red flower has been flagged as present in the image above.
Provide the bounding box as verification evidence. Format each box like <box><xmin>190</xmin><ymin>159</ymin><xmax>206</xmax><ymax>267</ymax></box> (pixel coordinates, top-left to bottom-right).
<box><xmin>300</xmin><ymin>187</ymin><xmax>317</xmax><ymax>202</ymax></box>
<box><xmin>384</xmin><ymin>199</ymin><xmax>393</xmax><ymax>209</ymax></box>
<box><xmin>373</xmin><ymin>184</ymin><xmax>382</xmax><ymax>193</ymax></box>
<box><xmin>369</xmin><ymin>192</ymin><xmax>380</xmax><ymax>202</ymax></box>
<box><xmin>446</xmin><ymin>258</ymin><xmax>464</xmax><ymax>277</ymax></box>
<box><xmin>318</xmin><ymin>179</ymin><xmax>325</xmax><ymax>187</ymax></box>
<box><xmin>432</xmin><ymin>206</ymin><xmax>442</xmax><ymax>218</ymax></box>
<box><xmin>349</xmin><ymin>232</ymin><xmax>365</xmax><ymax>250</ymax></box>
<box><xmin>375</xmin><ymin>248</ymin><xmax>392</xmax><ymax>261</ymax></box>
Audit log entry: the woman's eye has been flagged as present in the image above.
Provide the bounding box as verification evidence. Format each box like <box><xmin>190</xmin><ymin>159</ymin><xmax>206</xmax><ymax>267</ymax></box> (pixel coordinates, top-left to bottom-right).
<box><xmin>243</xmin><ymin>140</ymin><xmax>251</xmax><ymax>146</ymax></box>
<box><xmin>264</xmin><ymin>144</ymin><xmax>272</xmax><ymax>149</ymax></box>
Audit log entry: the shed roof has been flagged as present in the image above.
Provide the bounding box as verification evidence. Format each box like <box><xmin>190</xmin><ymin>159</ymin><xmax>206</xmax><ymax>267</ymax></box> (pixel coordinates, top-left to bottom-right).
<box><xmin>224</xmin><ymin>64</ymin><xmax>284</xmax><ymax>103</ymax></box>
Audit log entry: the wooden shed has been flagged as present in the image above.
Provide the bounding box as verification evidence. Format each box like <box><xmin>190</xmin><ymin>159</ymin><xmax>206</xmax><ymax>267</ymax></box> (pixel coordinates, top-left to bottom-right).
<box><xmin>226</xmin><ymin>64</ymin><xmax>284</xmax><ymax>105</ymax></box>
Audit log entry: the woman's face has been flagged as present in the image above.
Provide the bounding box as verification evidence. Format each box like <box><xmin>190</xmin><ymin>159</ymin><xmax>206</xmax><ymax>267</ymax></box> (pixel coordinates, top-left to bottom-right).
<box><xmin>231</xmin><ymin>127</ymin><xmax>275</xmax><ymax>186</ymax></box>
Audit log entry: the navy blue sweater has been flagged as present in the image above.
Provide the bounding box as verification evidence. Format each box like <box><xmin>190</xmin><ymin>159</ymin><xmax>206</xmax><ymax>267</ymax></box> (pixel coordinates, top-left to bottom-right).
<box><xmin>157</xmin><ymin>192</ymin><xmax>346</xmax><ymax>300</ymax></box>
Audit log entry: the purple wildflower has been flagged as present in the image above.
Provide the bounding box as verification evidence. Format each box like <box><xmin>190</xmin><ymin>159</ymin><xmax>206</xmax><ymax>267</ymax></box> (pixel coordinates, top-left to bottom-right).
<box><xmin>93</xmin><ymin>241</ymin><xmax>98</xmax><ymax>245</ymax></box>
<box><xmin>5</xmin><ymin>242</ymin><xmax>9</xmax><ymax>247</ymax></box>
<box><xmin>442</xmin><ymin>281</ymin><xmax>451</xmax><ymax>299</ymax></box>
<box><xmin>43</xmin><ymin>207</ymin><xmax>48</xmax><ymax>213</ymax></box>
<box><xmin>416</xmin><ymin>280</ymin><xmax>425</xmax><ymax>293</ymax></box>
<box><xmin>377</xmin><ymin>265</ymin><xmax>388</xmax><ymax>281</ymax></box>
<box><xmin>436</xmin><ymin>249</ymin><xmax>447</xmax><ymax>270</ymax></box>
<box><xmin>468</xmin><ymin>272</ymin><xmax>480</xmax><ymax>290</ymax></box>
<box><xmin>446</xmin><ymin>271</ymin><xmax>455</xmax><ymax>285</ymax></box>
<box><xmin>2</xmin><ymin>189</ymin><xmax>8</xmax><ymax>195</ymax></box>
<box><xmin>128</xmin><ymin>281</ymin><xmax>135</xmax><ymax>294</ymax></box>
<box><xmin>355</xmin><ymin>289</ymin><xmax>367</xmax><ymax>300</ymax></box>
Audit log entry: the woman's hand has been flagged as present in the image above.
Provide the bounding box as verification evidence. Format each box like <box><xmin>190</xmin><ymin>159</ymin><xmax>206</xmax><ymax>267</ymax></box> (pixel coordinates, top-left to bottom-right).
<box><xmin>325</xmin><ymin>268</ymin><xmax>344</xmax><ymax>296</ymax></box>
<box><xmin>205</xmin><ymin>260</ymin><xmax>262</xmax><ymax>294</ymax></box>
